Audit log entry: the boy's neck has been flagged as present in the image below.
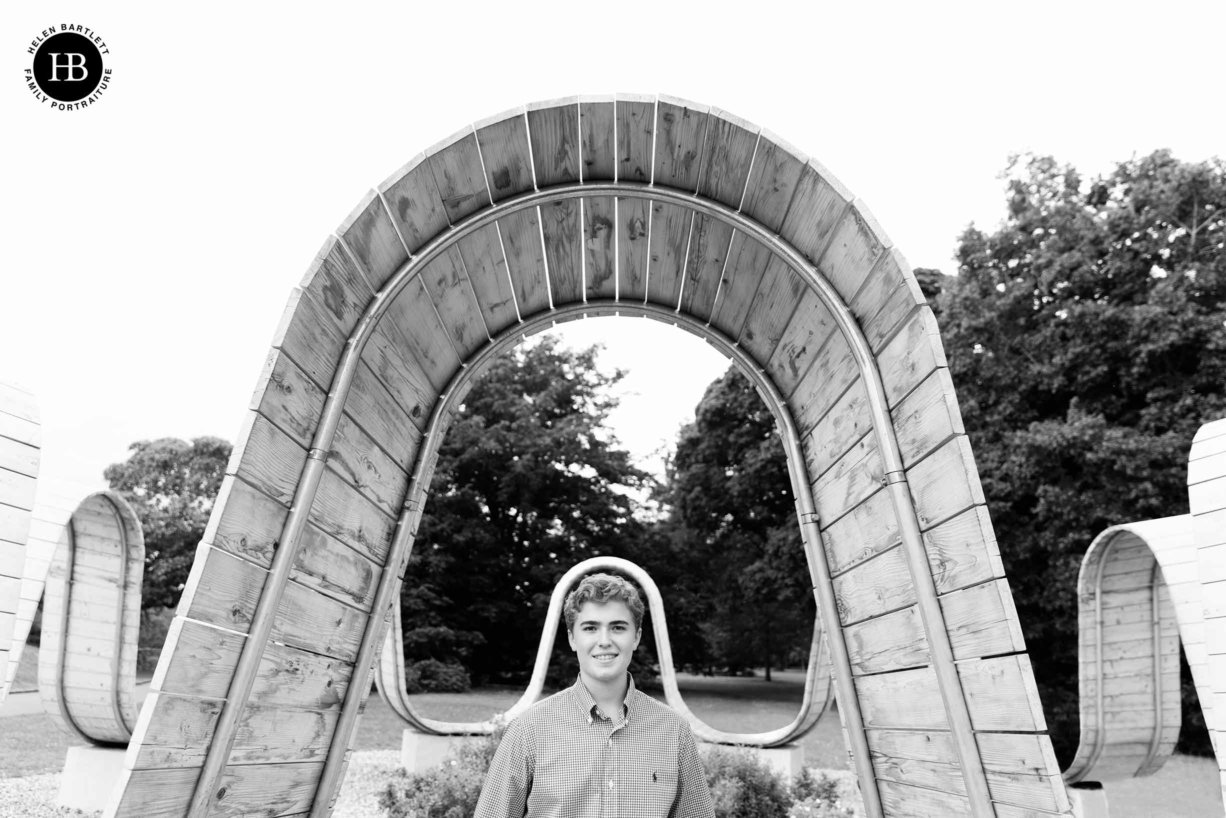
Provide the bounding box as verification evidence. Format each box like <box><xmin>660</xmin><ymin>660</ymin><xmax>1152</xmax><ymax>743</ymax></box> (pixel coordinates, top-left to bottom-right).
<box><xmin>581</xmin><ymin>672</ymin><xmax>630</xmax><ymax>717</ymax></box>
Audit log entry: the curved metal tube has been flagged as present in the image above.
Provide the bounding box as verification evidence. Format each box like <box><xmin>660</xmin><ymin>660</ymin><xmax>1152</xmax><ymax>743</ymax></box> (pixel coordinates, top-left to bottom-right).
<box><xmin>381</xmin><ymin>553</ymin><xmax>830</xmax><ymax>746</ymax></box>
<box><xmin>209</xmin><ymin>182</ymin><xmax>953</xmax><ymax>818</ymax></box>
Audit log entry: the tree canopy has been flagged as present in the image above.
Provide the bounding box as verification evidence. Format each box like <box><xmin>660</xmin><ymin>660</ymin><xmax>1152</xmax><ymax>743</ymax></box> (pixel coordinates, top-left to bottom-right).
<box><xmin>104</xmin><ymin>437</ymin><xmax>232</xmax><ymax>609</ymax></box>
<box><xmin>938</xmin><ymin>149</ymin><xmax>1226</xmax><ymax>758</ymax></box>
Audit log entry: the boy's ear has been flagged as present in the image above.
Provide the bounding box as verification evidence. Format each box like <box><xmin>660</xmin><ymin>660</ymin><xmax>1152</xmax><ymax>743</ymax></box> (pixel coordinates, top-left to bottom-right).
<box><xmin>566</xmin><ymin>626</ymin><xmax>576</xmax><ymax>650</ymax></box>
<box><xmin>633</xmin><ymin>628</ymin><xmax>642</xmax><ymax>649</ymax></box>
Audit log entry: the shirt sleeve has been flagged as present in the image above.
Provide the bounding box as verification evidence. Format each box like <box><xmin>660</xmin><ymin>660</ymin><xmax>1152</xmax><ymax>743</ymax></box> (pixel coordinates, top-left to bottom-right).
<box><xmin>669</xmin><ymin>722</ymin><xmax>715</xmax><ymax>818</ymax></box>
<box><xmin>474</xmin><ymin>718</ymin><xmax>535</xmax><ymax>818</ymax></box>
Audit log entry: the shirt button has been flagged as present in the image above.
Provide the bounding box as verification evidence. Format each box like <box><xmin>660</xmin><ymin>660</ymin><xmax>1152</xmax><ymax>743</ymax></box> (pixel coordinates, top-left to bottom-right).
<box><xmin>609</xmin><ymin>781</ymin><xmax>614</xmax><ymax>789</ymax></box>
<box><xmin>607</xmin><ymin>739</ymin><xmax>612</xmax><ymax>747</ymax></box>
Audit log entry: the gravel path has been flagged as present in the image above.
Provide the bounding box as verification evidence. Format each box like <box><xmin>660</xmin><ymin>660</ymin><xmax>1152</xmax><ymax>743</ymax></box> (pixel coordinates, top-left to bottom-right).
<box><xmin>0</xmin><ymin>750</ymin><xmax>401</xmax><ymax>818</ymax></box>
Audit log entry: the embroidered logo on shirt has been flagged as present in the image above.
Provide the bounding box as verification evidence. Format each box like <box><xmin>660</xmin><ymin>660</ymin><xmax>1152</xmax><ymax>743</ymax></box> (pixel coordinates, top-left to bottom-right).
<box><xmin>652</xmin><ymin>772</ymin><xmax>658</xmax><ymax>782</ymax></box>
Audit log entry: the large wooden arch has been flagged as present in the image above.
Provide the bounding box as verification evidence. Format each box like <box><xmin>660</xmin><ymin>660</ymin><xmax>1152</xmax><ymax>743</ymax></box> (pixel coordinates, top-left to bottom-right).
<box><xmin>107</xmin><ymin>95</ymin><xmax>1069</xmax><ymax>818</ymax></box>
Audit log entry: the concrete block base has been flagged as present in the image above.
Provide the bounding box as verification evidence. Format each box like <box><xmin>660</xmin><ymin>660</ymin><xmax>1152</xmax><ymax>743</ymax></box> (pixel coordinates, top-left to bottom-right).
<box><xmin>57</xmin><ymin>745</ymin><xmax>127</xmax><ymax>812</ymax></box>
<box><xmin>402</xmin><ymin>729</ymin><xmax>483</xmax><ymax>772</ymax></box>
<box><xmin>1068</xmin><ymin>782</ymin><xmax>1110</xmax><ymax>818</ymax></box>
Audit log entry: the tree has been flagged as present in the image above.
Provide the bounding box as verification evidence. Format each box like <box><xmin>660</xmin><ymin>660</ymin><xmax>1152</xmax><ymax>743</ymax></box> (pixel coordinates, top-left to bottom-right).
<box><xmin>104</xmin><ymin>437</ymin><xmax>232</xmax><ymax>609</ymax></box>
<box><xmin>405</xmin><ymin>336</ymin><xmax>651</xmax><ymax>685</ymax></box>
<box><xmin>939</xmin><ymin>150</ymin><xmax>1226</xmax><ymax>759</ymax></box>
<box><xmin>658</xmin><ymin>367</ymin><xmax>814</xmax><ymax>680</ymax></box>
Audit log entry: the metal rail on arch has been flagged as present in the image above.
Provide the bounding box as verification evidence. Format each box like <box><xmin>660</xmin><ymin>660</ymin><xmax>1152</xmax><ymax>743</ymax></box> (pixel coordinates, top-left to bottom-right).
<box><xmin>190</xmin><ymin>180</ymin><xmax>988</xmax><ymax>818</ymax></box>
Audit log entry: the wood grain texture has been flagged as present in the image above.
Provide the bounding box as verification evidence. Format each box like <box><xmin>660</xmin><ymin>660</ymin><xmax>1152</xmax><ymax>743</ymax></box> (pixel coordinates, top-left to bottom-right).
<box><xmin>779</xmin><ymin>159</ymin><xmax>852</xmax><ymax>266</ymax></box>
<box><xmin>653</xmin><ymin>96</ymin><xmax>709</xmax><ymax>193</ymax></box>
<box><xmin>615</xmin><ymin>94</ymin><xmax>655</xmax><ymax>184</ymax></box>
<box><xmin>822</xmin><ymin>488</ymin><xmax>901</xmax><ymax>575</ymax></box>
<box><xmin>108</xmin><ymin>760</ymin><xmax>324</xmax><ymax>818</ymax></box>
<box><xmin>876</xmin><ymin>306</ymin><xmax>947</xmax><ymax>409</ymax></box>
<box><xmin>420</xmin><ymin>245</ymin><xmax>490</xmax><ymax>361</ymax></box>
<box><xmin>765</xmin><ymin>287</ymin><xmax>837</xmax><ymax>399</ymax></box>
<box><xmin>297</xmin><ymin>238</ymin><xmax>378</xmax><ymax>340</ymax></box>
<box><xmin>740</xmin><ymin>131</ymin><xmax>807</xmax><ymax>233</ymax></box>
<box><xmin>541</xmin><ymin>197</ymin><xmax>584</xmax><ymax>305</ymax></box>
<box><xmin>458</xmin><ymin>224</ymin><xmax>520</xmax><ymax>335</ymax></box>
<box><xmin>337</xmin><ymin>190</ymin><xmax>407</xmax><ymax>291</ymax></box>
<box><xmin>679</xmin><ymin>213</ymin><xmax>733</xmax><ymax>321</ymax></box>
<box><xmin>379</xmin><ymin>153</ymin><xmax>450</xmax><ymax>254</ymax></box>
<box><xmin>426</xmin><ymin>127</ymin><xmax>491</xmax><ymax>224</ymax></box>
<box><xmin>790</xmin><ymin>329</ymin><xmax>857</xmax><ymax>436</ymax></box>
<box><xmin>270</xmin><ymin>289</ymin><xmax>345</xmax><ymax>392</ymax></box>
<box><xmin>498</xmin><ymin>208</ymin><xmax>551</xmax><ymax>317</ymax></box>
<box><xmin>645</xmin><ymin>201</ymin><xmax>692</xmax><ymax>309</ymax></box>
<box><xmin>738</xmin><ymin>255</ymin><xmax>805</xmax><ymax>368</ymax></box>
<box><xmin>361</xmin><ymin>322</ymin><xmax>436</xmax><ymax>433</ymax></box>
<box><xmin>850</xmin><ymin>247</ymin><xmax>925</xmax><ymax>354</ymax></box>
<box><xmin>817</xmin><ymin>199</ymin><xmax>890</xmax><ymax>304</ymax></box>
<box><xmin>579</xmin><ymin>95</ymin><xmax>616</xmax><ymax>182</ymax></box>
<box><xmin>803</xmin><ymin>378</ymin><xmax>870</xmax><ymax>480</ymax></box>
<box><xmin>528</xmin><ymin>98</ymin><xmax>580</xmax><ymax>188</ymax></box>
<box><xmin>709</xmin><ymin>231</ymin><xmax>772</xmax><ymax>342</ymax></box>
<box><xmin>381</xmin><ymin>276</ymin><xmax>463</xmax><ymax>392</ymax></box>
<box><xmin>583</xmin><ymin>197</ymin><xmax>617</xmax><ymax>299</ymax></box>
<box><xmin>617</xmin><ymin>196</ymin><xmax>651</xmax><ymax>302</ymax></box>
<box><xmin>696</xmin><ymin>107</ymin><xmax>758</xmax><ymax>209</ymax></box>
<box><xmin>474</xmin><ymin>107</ymin><xmax>535</xmax><ymax>203</ymax></box>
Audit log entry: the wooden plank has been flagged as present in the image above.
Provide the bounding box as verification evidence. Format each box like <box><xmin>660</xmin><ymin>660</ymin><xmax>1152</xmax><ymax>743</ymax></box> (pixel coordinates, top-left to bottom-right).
<box><xmin>583</xmin><ymin>196</ymin><xmax>617</xmax><ymax>300</ymax></box>
<box><xmin>812</xmin><ymin>435</ymin><xmax>884</xmax><ymax>526</ymax></box>
<box><xmin>109</xmin><ymin>761</ymin><xmax>323</xmax><ymax>818</ymax></box>
<box><xmin>803</xmin><ymin>379</ymin><xmax>870</xmax><ymax>480</ymax></box>
<box><xmin>790</xmin><ymin>329</ymin><xmax>858</xmax><ymax>434</ymax></box>
<box><xmin>653</xmin><ymin>96</ymin><xmax>709</xmax><ymax>193</ymax></box>
<box><xmin>877</xmin><ymin>779</ymin><xmax>971</xmax><ymax>817</ymax></box>
<box><xmin>0</xmin><ymin>540</ymin><xmax>24</xmax><ymax>580</ymax></box>
<box><xmin>362</xmin><ymin>323</ymin><xmax>436</xmax><ymax>433</ymax></box>
<box><xmin>250</xmin><ymin>349</ymin><xmax>326</xmax><ymax>449</ymax></box>
<box><xmin>779</xmin><ymin>159</ymin><xmax>852</xmax><ymax>266</ymax></box>
<box><xmin>909</xmin><ymin>436</ymin><xmax>985</xmax><ymax>532</ymax></box>
<box><xmin>709</xmin><ymin>231</ymin><xmax>772</xmax><ymax>341</ymax></box>
<box><xmin>857</xmin><ymin>655</ymin><xmax>1046</xmax><ymax>732</ymax></box>
<box><xmin>309</xmin><ymin>467</ymin><xmax>395</xmax><ymax>564</ymax></box>
<box><xmin>851</xmin><ymin>247</ymin><xmax>926</xmax><ymax>354</ymax></box>
<box><xmin>579</xmin><ymin>95</ymin><xmax>615</xmax><ymax>182</ymax></box>
<box><xmin>0</xmin><ymin>436</ymin><xmax>39</xmax><ymax>479</ymax></box>
<box><xmin>270</xmin><ymin>289</ymin><xmax>345</xmax><ymax>392</ymax></box>
<box><xmin>202</xmin><ymin>476</ymin><xmax>284</xmax><ymax>567</ymax></box>
<box><xmin>382</xmin><ymin>277</ymin><xmax>463</xmax><ymax>392</ymax></box>
<box><xmin>296</xmin><ymin>236</ymin><xmax>375</xmax><ymax>342</ymax></box>
<box><xmin>822</xmin><ymin>488</ymin><xmax>901</xmax><ymax>575</ymax></box>
<box><xmin>0</xmin><ymin>504</ymin><xmax>32</xmax><ymax>548</ymax></box>
<box><xmin>540</xmin><ymin>197</ymin><xmax>584</xmax><ymax>305</ymax></box>
<box><xmin>835</xmin><ymin>545</ymin><xmax>914</xmax><ymax>626</ymax></box>
<box><xmin>528</xmin><ymin>98</ymin><xmax>581</xmax><ymax>188</ymax></box>
<box><xmin>0</xmin><ymin>404</ymin><xmax>40</xmax><ymax>448</ymax></box>
<box><xmin>427</xmin><ymin>127</ymin><xmax>490</xmax><ymax>224</ymax></box>
<box><xmin>337</xmin><ymin>190</ymin><xmax>407</xmax><ymax>292</ymax></box>
<box><xmin>877</xmin><ymin>306</ymin><xmax>946</xmax><ymax>409</ymax></box>
<box><xmin>498</xmin><ymin>208</ymin><xmax>551</xmax><ymax>317</ymax></box>
<box><xmin>229</xmin><ymin>412</ymin><xmax>306</xmax><ymax>507</ymax></box>
<box><xmin>474</xmin><ymin>107</ymin><xmax>534</xmax><ymax>203</ymax></box>
<box><xmin>740</xmin><ymin>131</ymin><xmax>806</xmax><ymax>233</ymax></box>
<box><xmin>420</xmin><ymin>245</ymin><xmax>490</xmax><ymax>360</ymax></box>
<box><xmin>696</xmin><ymin>106</ymin><xmax>758</xmax><ymax>209</ymax></box>
<box><xmin>457</xmin><ymin>224</ymin><xmax>519</xmax><ymax>335</ymax></box>
<box><xmin>0</xmin><ymin>382</ymin><xmax>37</xmax><ymax>424</ymax></box>
<box><xmin>765</xmin><ymin>287</ymin><xmax>837</xmax><ymax>399</ymax></box>
<box><xmin>617</xmin><ymin>196</ymin><xmax>651</xmax><ymax>302</ymax></box>
<box><xmin>328</xmin><ymin>412</ymin><xmax>411</xmax><ymax>519</ymax></box>
<box><xmin>645</xmin><ymin>201</ymin><xmax>692</xmax><ymax>309</ymax></box>
<box><xmin>893</xmin><ymin>368</ymin><xmax>965</xmax><ymax>470</ymax></box>
<box><xmin>293</xmin><ymin>521</ymin><xmax>380</xmax><ymax>612</ymax></box>
<box><xmin>379</xmin><ymin>152</ymin><xmax>450</xmax><ymax>254</ymax></box>
<box><xmin>0</xmin><ymin>468</ymin><xmax>36</xmax><ymax>514</ymax></box>
<box><xmin>738</xmin><ymin>256</ymin><xmax>805</xmax><ymax>368</ymax></box>
<box><xmin>924</xmin><ymin>506</ymin><xmax>1005</xmax><ymax>592</ymax></box>
<box><xmin>615</xmin><ymin>93</ymin><xmax>655</xmax><ymax>184</ymax></box>
<box><xmin>679</xmin><ymin>213</ymin><xmax>733</xmax><ymax>321</ymax></box>
<box><xmin>817</xmin><ymin>199</ymin><xmax>890</xmax><ymax>304</ymax></box>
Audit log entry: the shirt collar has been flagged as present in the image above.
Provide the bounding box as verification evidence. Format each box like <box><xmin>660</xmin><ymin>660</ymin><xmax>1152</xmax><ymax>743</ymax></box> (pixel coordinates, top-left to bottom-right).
<box><xmin>573</xmin><ymin>673</ymin><xmax>638</xmax><ymax>724</ymax></box>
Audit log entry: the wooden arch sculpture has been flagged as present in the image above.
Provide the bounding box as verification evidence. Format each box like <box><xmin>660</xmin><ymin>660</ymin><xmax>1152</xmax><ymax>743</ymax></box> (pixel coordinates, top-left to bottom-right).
<box><xmin>377</xmin><ymin>555</ymin><xmax>831</xmax><ymax>746</ymax></box>
<box><xmin>38</xmin><ymin>490</ymin><xmax>144</xmax><ymax>744</ymax></box>
<box><xmin>0</xmin><ymin>380</ymin><xmax>40</xmax><ymax>703</ymax></box>
<box><xmin>108</xmin><ymin>96</ymin><xmax>1069</xmax><ymax>818</ymax></box>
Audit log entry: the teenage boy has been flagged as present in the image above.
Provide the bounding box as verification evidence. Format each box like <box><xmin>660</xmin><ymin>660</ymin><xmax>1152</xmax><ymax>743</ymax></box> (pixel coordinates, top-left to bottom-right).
<box><xmin>475</xmin><ymin>572</ymin><xmax>715</xmax><ymax>818</ymax></box>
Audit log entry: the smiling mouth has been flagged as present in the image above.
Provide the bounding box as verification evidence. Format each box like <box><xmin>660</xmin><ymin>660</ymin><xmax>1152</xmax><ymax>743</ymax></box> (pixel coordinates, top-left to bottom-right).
<box><xmin>592</xmin><ymin>654</ymin><xmax>618</xmax><ymax>662</ymax></box>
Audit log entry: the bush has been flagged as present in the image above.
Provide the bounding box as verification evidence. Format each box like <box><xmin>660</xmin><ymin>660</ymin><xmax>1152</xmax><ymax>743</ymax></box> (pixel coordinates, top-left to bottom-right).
<box><xmin>406</xmin><ymin>659</ymin><xmax>471</xmax><ymax>693</ymax></box>
<box><xmin>138</xmin><ymin>606</ymin><xmax>175</xmax><ymax>673</ymax></box>
<box><xmin>702</xmin><ymin>746</ymin><xmax>791</xmax><ymax>818</ymax></box>
<box><xmin>379</xmin><ymin>730</ymin><xmax>501</xmax><ymax>818</ymax></box>
<box><xmin>790</xmin><ymin>769</ymin><xmax>862</xmax><ymax>818</ymax></box>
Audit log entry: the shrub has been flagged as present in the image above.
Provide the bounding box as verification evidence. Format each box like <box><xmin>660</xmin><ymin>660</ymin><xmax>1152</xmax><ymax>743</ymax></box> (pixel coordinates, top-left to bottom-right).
<box><xmin>138</xmin><ymin>606</ymin><xmax>175</xmax><ymax>672</ymax></box>
<box><xmin>379</xmin><ymin>730</ymin><xmax>501</xmax><ymax>818</ymax></box>
<box><xmin>406</xmin><ymin>659</ymin><xmax>471</xmax><ymax>693</ymax></box>
<box><xmin>790</xmin><ymin>768</ymin><xmax>862</xmax><ymax>818</ymax></box>
<box><xmin>702</xmin><ymin>746</ymin><xmax>791</xmax><ymax>818</ymax></box>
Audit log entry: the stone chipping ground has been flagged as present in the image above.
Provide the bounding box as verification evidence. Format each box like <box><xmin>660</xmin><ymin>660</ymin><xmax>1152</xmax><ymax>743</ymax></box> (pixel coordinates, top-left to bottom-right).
<box><xmin>0</xmin><ymin>750</ymin><xmax>402</xmax><ymax>818</ymax></box>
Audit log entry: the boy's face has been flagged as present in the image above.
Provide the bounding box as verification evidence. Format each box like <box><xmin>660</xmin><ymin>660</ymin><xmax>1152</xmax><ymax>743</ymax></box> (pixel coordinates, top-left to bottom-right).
<box><xmin>567</xmin><ymin>600</ymin><xmax>641</xmax><ymax>687</ymax></box>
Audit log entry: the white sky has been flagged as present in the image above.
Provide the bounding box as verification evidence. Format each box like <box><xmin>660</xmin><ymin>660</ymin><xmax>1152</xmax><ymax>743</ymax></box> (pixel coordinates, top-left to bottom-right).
<box><xmin>4</xmin><ymin>1</ymin><xmax>1223</xmax><ymax>492</ymax></box>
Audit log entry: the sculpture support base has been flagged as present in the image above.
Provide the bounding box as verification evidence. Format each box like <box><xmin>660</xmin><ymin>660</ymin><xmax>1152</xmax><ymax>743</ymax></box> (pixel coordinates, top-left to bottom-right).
<box><xmin>57</xmin><ymin>745</ymin><xmax>127</xmax><ymax>812</ymax></box>
<box><xmin>401</xmin><ymin>729</ymin><xmax>482</xmax><ymax>772</ymax></box>
<box><xmin>1068</xmin><ymin>782</ymin><xmax>1109</xmax><ymax>818</ymax></box>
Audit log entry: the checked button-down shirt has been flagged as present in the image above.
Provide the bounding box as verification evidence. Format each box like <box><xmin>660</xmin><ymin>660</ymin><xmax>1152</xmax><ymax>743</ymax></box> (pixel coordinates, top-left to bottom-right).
<box><xmin>474</xmin><ymin>675</ymin><xmax>715</xmax><ymax>818</ymax></box>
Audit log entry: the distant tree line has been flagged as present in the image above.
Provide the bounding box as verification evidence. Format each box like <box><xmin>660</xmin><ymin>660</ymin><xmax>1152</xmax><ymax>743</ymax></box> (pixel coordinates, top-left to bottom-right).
<box><xmin>111</xmin><ymin>149</ymin><xmax>1225</xmax><ymax>758</ymax></box>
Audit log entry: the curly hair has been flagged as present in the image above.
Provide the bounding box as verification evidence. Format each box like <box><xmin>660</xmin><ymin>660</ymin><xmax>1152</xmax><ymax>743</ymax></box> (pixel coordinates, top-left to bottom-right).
<box><xmin>563</xmin><ymin>572</ymin><xmax>645</xmax><ymax>632</ymax></box>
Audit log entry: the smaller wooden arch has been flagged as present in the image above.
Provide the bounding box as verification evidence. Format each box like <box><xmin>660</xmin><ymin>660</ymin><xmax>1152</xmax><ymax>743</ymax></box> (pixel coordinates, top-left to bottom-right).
<box><xmin>377</xmin><ymin>555</ymin><xmax>832</xmax><ymax>746</ymax></box>
<box><xmin>0</xmin><ymin>380</ymin><xmax>40</xmax><ymax>704</ymax></box>
<box><xmin>38</xmin><ymin>491</ymin><xmax>144</xmax><ymax>745</ymax></box>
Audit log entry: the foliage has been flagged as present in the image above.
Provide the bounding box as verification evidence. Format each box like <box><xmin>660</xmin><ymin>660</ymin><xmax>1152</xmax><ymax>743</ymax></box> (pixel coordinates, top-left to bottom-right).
<box><xmin>406</xmin><ymin>337</ymin><xmax>651</xmax><ymax>685</ymax></box>
<box><xmin>379</xmin><ymin>730</ymin><xmax>502</xmax><ymax>818</ymax></box>
<box><xmin>138</xmin><ymin>606</ymin><xmax>175</xmax><ymax>672</ymax></box>
<box><xmin>790</xmin><ymin>769</ymin><xmax>861</xmax><ymax>818</ymax></box>
<box><xmin>404</xmin><ymin>659</ymin><xmax>471</xmax><ymax>694</ymax></box>
<box><xmin>104</xmin><ymin>437</ymin><xmax>231</xmax><ymax>610</ymax></box>
<box><xmin>702</xmin><ymin>746</ymin><xmax>792</xmax><ymax>818</ymax></box>
<box><xmin>655</xmin><ymin>368</ymin><xmax>814</xmax><ymax>677</ymax></box>
<box><xmin>939</xmin><ymin>150</ymin><xmax>1226</xmax><ymax>760</ymax></box>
